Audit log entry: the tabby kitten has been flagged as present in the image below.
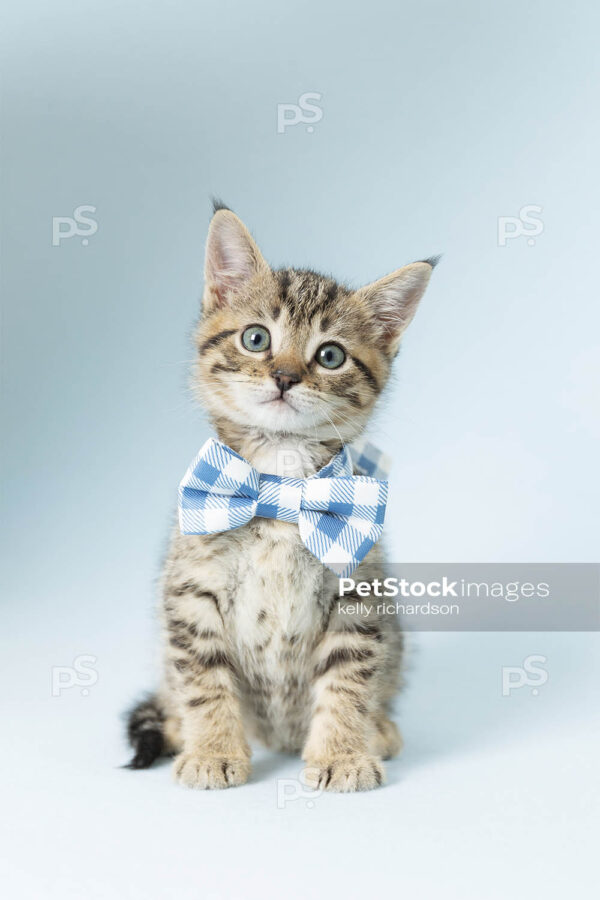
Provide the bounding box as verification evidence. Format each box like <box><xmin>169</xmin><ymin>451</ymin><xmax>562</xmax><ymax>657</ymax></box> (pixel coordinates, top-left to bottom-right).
<box><xmin>127</xmin><ymin>204</ymin><xmax>435</xmax><ymax>791</ymax></box>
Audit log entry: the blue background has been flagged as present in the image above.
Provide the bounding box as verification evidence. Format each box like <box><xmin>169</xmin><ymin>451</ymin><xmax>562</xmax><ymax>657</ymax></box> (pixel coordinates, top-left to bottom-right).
<box><xmin>1</xmin><ymin>2</ymin><xmax>598</xmax><ymax>898</ymax></box>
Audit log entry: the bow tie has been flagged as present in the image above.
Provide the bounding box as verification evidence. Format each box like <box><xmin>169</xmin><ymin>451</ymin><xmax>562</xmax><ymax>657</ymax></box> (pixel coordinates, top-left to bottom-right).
<box><xmin>178</xmin><ymin>438</ymin><xmax>390</xmax><ymax>578</ymax></box>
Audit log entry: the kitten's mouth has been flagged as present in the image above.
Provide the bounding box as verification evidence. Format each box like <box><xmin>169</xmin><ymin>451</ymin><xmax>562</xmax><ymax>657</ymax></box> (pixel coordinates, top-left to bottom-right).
<box><xmin>261</xmin><ymin>395</ymin><xmax>298</xmax><ymax>412</ymax></box>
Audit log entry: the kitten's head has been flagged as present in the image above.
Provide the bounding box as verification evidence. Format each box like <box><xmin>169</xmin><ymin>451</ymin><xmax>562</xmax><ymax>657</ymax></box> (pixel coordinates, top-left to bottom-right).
<box><xmin>193</xmin><ymin>206</ymin><xmax>435</xmax><ymax>444</ymax></box>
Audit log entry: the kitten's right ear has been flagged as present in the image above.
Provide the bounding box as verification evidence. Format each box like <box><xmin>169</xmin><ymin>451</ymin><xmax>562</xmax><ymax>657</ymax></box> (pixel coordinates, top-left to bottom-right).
<box><xmin>358</xmin><ymin>259</ymin><xmax>436</xmax><ymax>354</ymax></box>
<box><xmin>203</xmin><ymin>209</ymin><xmax>268</xmax><ymax>311</ymax></box>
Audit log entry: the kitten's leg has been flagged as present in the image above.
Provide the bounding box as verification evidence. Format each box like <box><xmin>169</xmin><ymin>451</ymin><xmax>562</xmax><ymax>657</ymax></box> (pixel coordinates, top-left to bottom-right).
<box><xmin>370</xmin><ymin>628</ymin><xmax>404</xmax><ymax>759</ymax></box>
<box><xmin>303</xmin><ymin>618</ymin><xmax>387</xmax><ymax>792</ymax></box>
<box><xmin>370</xmin><ymin>714</ymin><xmax>403</xmax><ymax>759</ymax></box>
<box><xmin>164</xmin><ymin>583</ymin><xmax>250</xmax><ymax>789</ymax></box>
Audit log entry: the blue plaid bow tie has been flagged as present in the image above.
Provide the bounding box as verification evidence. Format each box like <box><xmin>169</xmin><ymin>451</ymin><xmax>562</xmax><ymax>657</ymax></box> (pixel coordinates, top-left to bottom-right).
<box><xmin>178</xmin><ymin>438</ymin><xmax>389</xmax><ymax>578</ymax></box>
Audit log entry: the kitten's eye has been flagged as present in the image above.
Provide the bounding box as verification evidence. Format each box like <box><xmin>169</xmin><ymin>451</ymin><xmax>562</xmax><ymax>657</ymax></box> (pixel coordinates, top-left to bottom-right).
<box><xmin>316</xmin><ymin>343</ymin><xmax>346</xmax><ymax>369</ymax></box>
<box><xmin>241</xmin><ymin>325</ymin><xmax>271</xmax><ymax>352</ymax></box>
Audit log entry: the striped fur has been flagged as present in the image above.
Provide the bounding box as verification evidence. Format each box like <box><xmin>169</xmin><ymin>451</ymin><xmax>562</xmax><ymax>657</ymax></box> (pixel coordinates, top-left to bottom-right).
<box><xmin>126</xmin><ymin>206</ymin><xmax>434</xmax><ymax>790</ymax></box>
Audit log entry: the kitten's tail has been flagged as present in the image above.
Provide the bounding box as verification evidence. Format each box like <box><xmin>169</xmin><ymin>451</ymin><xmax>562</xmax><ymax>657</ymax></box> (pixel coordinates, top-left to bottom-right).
<box><xmin>125</xmin><ymin>694</ymin><xmax>165</xmax><ymax>769</ymax></box>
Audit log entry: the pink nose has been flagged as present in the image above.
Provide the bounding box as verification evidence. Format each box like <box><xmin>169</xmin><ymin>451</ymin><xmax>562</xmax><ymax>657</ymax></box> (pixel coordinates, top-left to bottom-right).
<box><xmin>273</xmin><ymin>370</ymin><xmax>301</xmax><ymax>393</ymax></box>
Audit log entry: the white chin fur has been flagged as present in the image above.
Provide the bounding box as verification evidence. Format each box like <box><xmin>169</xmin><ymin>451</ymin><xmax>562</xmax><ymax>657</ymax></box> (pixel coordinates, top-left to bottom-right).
<box><xmin>233</xmin><ymin>397</ymin><xmax>319</xmax><ymax>434</ymax></box>
<box><xmin>203</xmin><ymin>382</ymin><xmax>362</xmax><ymax>441</ymax></box>
<box><xmin>220</xmin><ymin>383</ymin><xmax>320</xmax><ymax>435</ymax></box>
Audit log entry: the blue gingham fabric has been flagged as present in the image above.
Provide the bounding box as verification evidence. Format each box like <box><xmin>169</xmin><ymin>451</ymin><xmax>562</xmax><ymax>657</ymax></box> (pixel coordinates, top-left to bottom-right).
<box><xmin>178</xmin><ymin>438</ymin><xmax>389</xmax><ymax>578</ymax></box>
<box><xmin>348</xmin><ymin>435</ymin><xmax>392</xmax><ymax>481</ymax></box>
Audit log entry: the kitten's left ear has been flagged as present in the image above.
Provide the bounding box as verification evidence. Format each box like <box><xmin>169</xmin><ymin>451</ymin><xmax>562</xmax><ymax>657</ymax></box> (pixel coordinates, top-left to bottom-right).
<box><xmin>359</xmin><ymin>259</ymin><xmax>437</xmax><ymax>353</ymax></box>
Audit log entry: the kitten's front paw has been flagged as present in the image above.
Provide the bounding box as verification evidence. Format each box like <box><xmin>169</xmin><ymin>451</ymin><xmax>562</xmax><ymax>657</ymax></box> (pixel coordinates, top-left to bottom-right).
<box><xmin>174</xmin><ymin>753</ymin><xmax>250</xmax><ymax>790</ymax></box>
<box><xmin>304</xmin><ymin>754</ymin><xmax>385</xmax><ymax>792</ymax></box>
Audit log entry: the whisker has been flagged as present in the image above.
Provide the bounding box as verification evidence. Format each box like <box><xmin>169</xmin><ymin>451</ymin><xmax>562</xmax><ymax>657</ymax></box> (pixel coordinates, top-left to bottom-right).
<box><xmin>159</xmin><ymin>358</ymin><xmax>197</xmax><ymax>368</ymax></box>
